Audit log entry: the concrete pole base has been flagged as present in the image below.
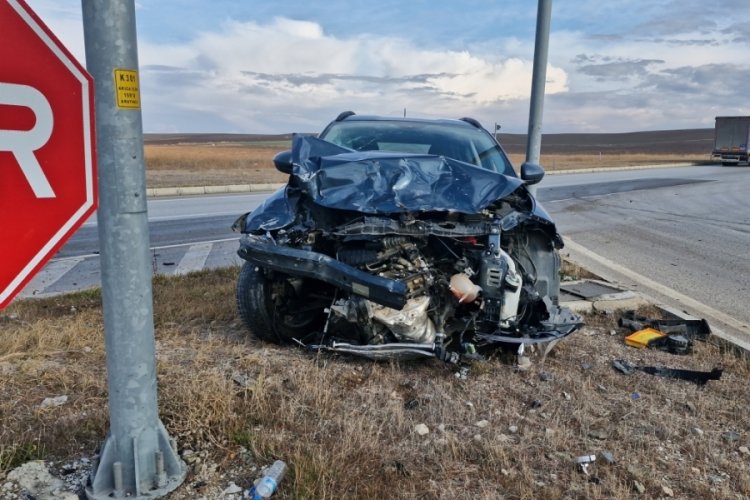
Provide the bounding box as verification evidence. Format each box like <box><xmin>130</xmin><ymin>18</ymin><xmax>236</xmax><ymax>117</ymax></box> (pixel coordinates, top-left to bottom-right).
<box><xmin>85</xmin><ymin>421</ymin><xmax>186</xmax><ymax>499</ymax></box>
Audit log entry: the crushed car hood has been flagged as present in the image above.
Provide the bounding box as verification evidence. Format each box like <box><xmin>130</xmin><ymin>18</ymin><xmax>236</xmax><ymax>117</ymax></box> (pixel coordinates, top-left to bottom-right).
<box><xmin>244</xmin><ymin>135</ymin><xmax>527</xmax><ymax>232</ymax></box>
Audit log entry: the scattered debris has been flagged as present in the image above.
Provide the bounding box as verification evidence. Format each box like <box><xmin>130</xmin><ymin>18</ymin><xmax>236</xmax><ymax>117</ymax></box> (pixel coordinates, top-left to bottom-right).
<box><xmin>588</xmin><ymin>429</ymin><xmax>609</xmax><ymax>440</ymax></box>
<box><xmin>508</xmin><ymin>425</ymin><xmax>518</xmax><ymax>434</ymax></box>
<box><xmin>662</xmin><ymin>485</ymin><xmax>675</xmax><ymax>497</ymax></box>
<box><xmin>624</xmin><ymin>327</ymin><xmax>666</xmax><ymax>349</ymax></box>
<box><xmin>612</xmin><ymin>359</ymin><xmax>723</xmax><ymax>385</ymax></box>
<box><xmin>530</xmin><ymin>399</ymin><xmax>543</xmax><ymax>409</ymax></box>
<box><xmin>414</xmin><ymin>424</ymin><xmax>430</xmax><ymax>436</ymax></box>
<box><xmin>739</xmin><ymin>446</ymin><xmax>750</xmax><ymax>455</ymax></box>
<box><xmin>722</xmin><ymin>431</ymin><xmax>741</xmax><ymax>442</ymax></box>
<box><xmin>454</xmin><ymin>365</ymin><xmax>470</xmax><ymax>380</ymax></box>
<box><xmin>618</xmin><ymin>310</ymin><xmax>714</xmax><ymax>354</ymax></box>
<box><xmin>692</xmin><ymin>427</ymin><xmax>704</xmax><ymax>437</ymax></box>
<box><xmin>633</xmin><ymin>480</ymin><xmax>646</xmax><ymax>494</ymax></box>
<box><xmin>474</xmin><ymin>420</ymin><xmax>489</xmax><ymax>429</ymax></box>
<box><xmin>247</xmin><ymin>460</ymin><xmax>287</xmax><ymax>499</ymax></box>
<box><xmin>600</xmin><ymin>450</ymin><xmax>615</xmax><ymax>465</ymax></box>
<box><xmin>540</xmin><ymin>372</ymin><xmax>554</xmax><ymax>382</ymax></box>
<box><xmin>631</xmin><ymin>392</ymin><xmax>641</xmax><ymax>401</ymax></box>
<box><xmin>639</xmin><ymin>366</ymin><xmax>722</xmax><ymax>385</ymax></box>
<box><xmin>221</xmin><ymin>481</ymin><xmax>243</xmax><ymax>496</ymax></box>
<box><xmin>39</xmin><ymin>395</ymin><xmax>68</xmax><ymax>408</ymax></box>
<box><xmin>6</xmin><ymin>461</ymin><xmax>77</xmax><ymax>500</ymax></box>
<box><xmin>612</xmin><ymin>359</ymin><xmax>635</xmax><ymax>375</ymax></box>
<box><xmin>517</xmin><ymin>355</ymin><xmax>532</xmax><ymax>371</ymax></box>
<box><xmin>619</xmin><ymin>310</ymin><xmax>711</xmax><ymax>340</ymax></box>
<box><xmin>575</xmin><ymin>454</ymin><xmax>596</xmax><ymax>475</ymax></box>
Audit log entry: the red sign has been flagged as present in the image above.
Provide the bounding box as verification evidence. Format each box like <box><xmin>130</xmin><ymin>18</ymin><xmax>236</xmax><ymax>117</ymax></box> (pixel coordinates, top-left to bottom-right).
<box><xmin>0</xmin><ymin>0</ymin><xmax>97</xmax><ymax>308</ymax></box>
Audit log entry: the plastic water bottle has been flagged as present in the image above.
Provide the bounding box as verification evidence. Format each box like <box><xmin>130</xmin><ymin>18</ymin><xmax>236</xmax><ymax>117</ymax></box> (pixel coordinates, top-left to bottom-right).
<box><xmin>249</xmin><ymin>460</ymin><xmax>287</xmax><ymax>499</ymax></box>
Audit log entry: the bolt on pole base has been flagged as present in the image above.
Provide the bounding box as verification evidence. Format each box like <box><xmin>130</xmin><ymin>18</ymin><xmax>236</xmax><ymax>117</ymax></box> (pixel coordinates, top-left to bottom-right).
<box><xmin>86</xmin><ymin>423</ymin><xmax>186</xmax><ymax>499</ymax></box>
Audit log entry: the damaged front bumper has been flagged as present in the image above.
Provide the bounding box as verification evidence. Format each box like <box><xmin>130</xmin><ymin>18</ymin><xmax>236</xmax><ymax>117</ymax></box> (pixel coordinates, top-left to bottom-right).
<box><xmin>238</xmin><ymin>234</ymin><xmax>408</xmax><ymax>310</ymax></box>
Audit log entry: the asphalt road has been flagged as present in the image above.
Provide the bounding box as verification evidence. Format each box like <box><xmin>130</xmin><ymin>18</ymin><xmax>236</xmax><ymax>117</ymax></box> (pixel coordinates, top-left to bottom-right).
<box><xmin>542</xmin><ymin>164</ymin><xmax>750</xmax><ymax>344</ymax></box>
<box><xmin>20</xmin><ymin>164</ymin><xmax>750</xmax><ymax>344</ymax></box>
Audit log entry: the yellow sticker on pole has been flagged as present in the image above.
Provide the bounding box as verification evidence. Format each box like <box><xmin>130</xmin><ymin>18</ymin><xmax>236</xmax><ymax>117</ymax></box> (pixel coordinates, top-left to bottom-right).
<box><xmin>114</xmin><ymin>68</ymin><xmax>140</xmax><ymax>109</ymax></box>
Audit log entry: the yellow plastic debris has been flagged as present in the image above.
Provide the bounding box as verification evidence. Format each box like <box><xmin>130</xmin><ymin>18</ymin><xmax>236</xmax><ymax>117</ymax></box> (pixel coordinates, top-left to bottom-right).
<box><xmin>625</xmin><ymin>327</ymin><xmax>667</xmax><ymax>349</ymax></box>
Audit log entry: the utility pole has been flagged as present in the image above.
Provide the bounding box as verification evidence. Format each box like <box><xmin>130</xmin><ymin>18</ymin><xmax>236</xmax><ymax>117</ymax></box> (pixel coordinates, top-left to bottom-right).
<box><xmin>525</xmin><ymin>0</ymin><xmax>552</xmax><ymax>195</ymax></box>
<box><xmin>82</xmin><ymin>1</ymin><xmax>186</xmax><ymax>497</ymax></box>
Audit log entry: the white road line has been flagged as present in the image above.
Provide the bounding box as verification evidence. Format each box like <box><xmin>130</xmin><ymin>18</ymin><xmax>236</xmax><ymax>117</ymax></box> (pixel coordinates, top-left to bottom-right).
<box><xmin>564</xmin><ymin>237</ymin><xmax>750</xmax><ymax>351</ymax></box>
<box><xmin>19</xmin><ymin>257</ymin><xmax>85</xmax><ymax>298</ymax></box>
<box><xmin>51</xmin><ymin>237</ymin><xmax>239</xmax><ymax>262</ymax></box>
<box><xmin>174</xmin><ymin>243</ymin><xmax>213</xmax><ymax>275</ymax></box>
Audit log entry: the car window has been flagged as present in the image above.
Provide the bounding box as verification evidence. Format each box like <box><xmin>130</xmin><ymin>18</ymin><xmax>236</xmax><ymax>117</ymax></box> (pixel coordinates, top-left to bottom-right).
<box><xmin>320</xmin><ymin>120</ymin><xmax>516</xmax><ymax>176</ymax></box>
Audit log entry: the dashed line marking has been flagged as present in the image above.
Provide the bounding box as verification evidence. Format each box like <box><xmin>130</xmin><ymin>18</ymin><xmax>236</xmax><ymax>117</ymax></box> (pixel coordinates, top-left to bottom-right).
<box><xmin>174</xmin><ymin>243</ymin><xmax>213</xmax><ymax>276</ymax></box>
<box><xmin>19</xmin><ymin>257</ymin><xmax>85</xmax><ymax>298</ymax></box>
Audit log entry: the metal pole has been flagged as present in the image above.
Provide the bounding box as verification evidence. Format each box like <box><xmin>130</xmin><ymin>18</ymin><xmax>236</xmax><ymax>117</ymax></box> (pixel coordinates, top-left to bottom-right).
<box><xmin>525</xmin><ymin>0</ymin><xmax>552</xmax><ymax>195</ymax></box>
<box><xmin>81</xmin><ymin>1</ymin><xmax>185</xmax><ymax>498</ymax></box>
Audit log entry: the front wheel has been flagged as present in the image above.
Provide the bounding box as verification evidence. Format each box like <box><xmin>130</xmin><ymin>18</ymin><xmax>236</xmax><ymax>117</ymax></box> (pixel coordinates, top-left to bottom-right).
<box><xmin>236</xmin><ymin>262</ymin><xmax>328</xmax><ymax>343</ymax></box>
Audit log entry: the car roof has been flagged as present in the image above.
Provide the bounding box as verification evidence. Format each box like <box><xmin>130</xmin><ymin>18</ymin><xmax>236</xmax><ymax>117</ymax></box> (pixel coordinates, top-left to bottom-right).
<box><xmin>333</xmin><ymin>113</ymin><xmax>483</xmax><ymax>130</ymax></box>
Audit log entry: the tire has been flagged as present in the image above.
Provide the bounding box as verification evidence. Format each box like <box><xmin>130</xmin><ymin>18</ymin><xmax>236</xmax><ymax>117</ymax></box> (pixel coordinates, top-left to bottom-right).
<box><xmin>722</xmin><ymin>162</ymin><xmax>734</xmax><ymax>166</ymax></box>
<box><xmin>236</xmin><ymin>262</ymin><xmax>327</xmax><ymax>343</ymax></box>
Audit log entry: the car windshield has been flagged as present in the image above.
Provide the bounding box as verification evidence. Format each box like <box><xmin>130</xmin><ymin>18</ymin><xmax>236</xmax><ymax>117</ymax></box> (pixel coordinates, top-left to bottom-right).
<box><xmin>320</xmin><ymin>120</ymin><xmax>516</xmax><ymax>176</ymax></box>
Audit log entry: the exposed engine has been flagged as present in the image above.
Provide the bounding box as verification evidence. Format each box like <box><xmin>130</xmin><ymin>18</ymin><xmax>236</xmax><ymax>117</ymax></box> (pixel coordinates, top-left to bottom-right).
<box><xmin>238</xmin><ymin>190</ymin><xmax>582</xmax><ymax>361</ymax></box>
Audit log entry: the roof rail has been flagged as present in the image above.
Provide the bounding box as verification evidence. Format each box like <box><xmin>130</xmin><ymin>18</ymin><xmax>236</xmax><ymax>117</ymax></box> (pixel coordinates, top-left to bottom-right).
<box><xmin>335</xmin><ymin>111</ymin><xmax>356</xmax><ymax>122</ymax></box>
<box><xmin>458</xmin><ymin>117</ymin><xmax>482</xmax><ymax>129</ymax></box>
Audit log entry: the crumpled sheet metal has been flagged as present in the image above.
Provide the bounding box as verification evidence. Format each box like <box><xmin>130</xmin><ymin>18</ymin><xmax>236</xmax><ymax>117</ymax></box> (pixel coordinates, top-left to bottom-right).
<box><xmin>290</xmin><ymin>135</ymin><xmax>525</xmax><ymax>214</ymax></box>
<box><xmin>243</xmin><ymin>185</ymin><xmax>299</xmax><ymax>232</ymax></box>
<box><xmin>244</xmin><ymin>134</ymin><xmax>526</xmax><ymax>232</ymax></box>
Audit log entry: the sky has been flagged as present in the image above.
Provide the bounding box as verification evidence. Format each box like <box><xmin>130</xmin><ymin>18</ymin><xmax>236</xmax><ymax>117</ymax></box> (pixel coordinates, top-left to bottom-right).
<box><xmin>23</xmin><ymin>0</ymin><xmax>750</xmax><ymax>134</ymax></box>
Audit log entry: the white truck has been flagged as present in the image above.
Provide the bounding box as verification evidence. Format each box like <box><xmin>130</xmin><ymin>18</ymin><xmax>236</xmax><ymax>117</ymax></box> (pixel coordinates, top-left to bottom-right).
<box><xmin>712</xmin><ymin>116</ymin><xmax>750</xmax><ymax>165</ymax></box>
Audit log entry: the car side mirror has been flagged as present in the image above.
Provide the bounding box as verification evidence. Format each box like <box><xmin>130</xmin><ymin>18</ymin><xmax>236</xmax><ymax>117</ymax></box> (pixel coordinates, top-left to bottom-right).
<box><xmin>273</xmin><ymin>150</ymin><xmax>294</xmax><ymax>174</ymax></box>
<box><xmin>520</xmin><ymin>162</ymin><xmax>545</xmax><ymax>185</ymax></box>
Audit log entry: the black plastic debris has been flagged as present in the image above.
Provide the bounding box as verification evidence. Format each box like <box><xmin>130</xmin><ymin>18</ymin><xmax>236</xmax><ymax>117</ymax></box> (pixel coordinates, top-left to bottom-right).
<box><xmin>612</xmin><ymin>359</ymin><xmax>635</xmax><ymax>375</ymax></box>
<box><xmin>619</xmin><ymin>311</ymin><xmax>713</xmax><ymax>355</ymax></box>
<box><xmin>619</xmin><ymin>310</ymin><xmax>711</xmax><ymax>340</ymax></box>
<box><xmin>612</xmin><ymin>359</ymin><xmax>723</xmax><ymax>385</ymax></box>
<box><xmin>638</xmin><ymin>366</ymin><xmax>722</xmax><ymax>385</ymax></box>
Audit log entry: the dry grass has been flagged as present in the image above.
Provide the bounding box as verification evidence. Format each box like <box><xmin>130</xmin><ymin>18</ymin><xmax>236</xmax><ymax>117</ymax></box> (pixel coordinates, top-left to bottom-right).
<box><xmin>508</xmin><ymin>153</ymin><xmax>711</xmax><ymax>172</ymax></box>
<box><xmin>143</xmin><ymin>143</ymin><xmax>711</xmax><ymax>188</ymax></box>
<box><xmin>144</xmin><ymin>144</ymin><xmax>288</xmax><ymax>188</ymax></box>
<box><xmin>2</xmin><ymin>268</ymin><xmax>749</xmax><ymax>498</ymax></box>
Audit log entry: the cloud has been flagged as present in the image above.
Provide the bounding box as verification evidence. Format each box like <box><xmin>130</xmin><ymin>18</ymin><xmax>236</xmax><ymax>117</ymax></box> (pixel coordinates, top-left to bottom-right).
<box><xmin>575</xmin><ymin>57</ymin><xmax>665</xmax><ymax>81</ymax></box>
<box><xmin>137</xmin><ymin>17</ymin><xmax>568</xmax><ymax>132</ymax></box>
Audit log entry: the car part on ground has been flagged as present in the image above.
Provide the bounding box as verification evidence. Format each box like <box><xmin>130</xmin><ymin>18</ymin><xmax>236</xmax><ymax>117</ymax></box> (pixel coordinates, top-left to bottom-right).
<box><xmin>235</xmin><ymin>114</ymin><xmax>583</xmax><ymax>361</ymax></box>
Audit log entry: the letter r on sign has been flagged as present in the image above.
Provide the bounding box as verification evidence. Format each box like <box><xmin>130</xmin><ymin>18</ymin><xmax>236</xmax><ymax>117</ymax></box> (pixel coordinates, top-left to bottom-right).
<box><xmin>0</xmin><ymin>82</ymin><xmax>55</xmax><ymax>198</ymax></box>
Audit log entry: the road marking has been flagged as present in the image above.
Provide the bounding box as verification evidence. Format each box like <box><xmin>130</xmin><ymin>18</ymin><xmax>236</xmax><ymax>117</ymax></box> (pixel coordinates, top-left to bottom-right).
<box><xmin>18</xmin><ymin>256</ymin><xmax>84</xmax><ymax>298</ymax></box>
<box><xmin>174</xmin><ymin>243</ymin><xmax>213</xmax><ymax>275</ymax></box>
<box><xmin>564</xmin><ymin>237</ymin><xmax>750</xmax><ymax>351</ymax></box>
<box><xmin>50</xmin><ymin>237</ymin><xmax>239</xmax><ymax>262</ymax></box>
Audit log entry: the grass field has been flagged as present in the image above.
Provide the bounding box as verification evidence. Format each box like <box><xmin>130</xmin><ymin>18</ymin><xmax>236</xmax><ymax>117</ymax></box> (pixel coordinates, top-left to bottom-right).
<box><xmin>144</xmin><ymin>142</ymin><xmax>711</xmax><ymax>188</ymax></box>
<box><xmin>1</xmin><ymin>266</ymin><xmax>748</xmax><ymax>498</ymax></box>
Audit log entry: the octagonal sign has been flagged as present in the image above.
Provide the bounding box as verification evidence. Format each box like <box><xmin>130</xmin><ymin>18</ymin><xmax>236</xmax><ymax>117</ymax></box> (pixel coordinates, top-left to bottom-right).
<box><xmin>0</xmin><ymin>0</ymin><xmax>97</xmax><ymax>308</ymax></box>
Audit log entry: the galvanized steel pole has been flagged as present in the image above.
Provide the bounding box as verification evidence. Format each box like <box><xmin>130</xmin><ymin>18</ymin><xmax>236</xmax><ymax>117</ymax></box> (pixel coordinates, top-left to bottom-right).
<box><xmin>81</xmin><ymin>1</ymin><xmax>185</xmax><ymax>498</ymax></box>
<box><xmin>525</xmin><ymin>0</ymin><xmax>552</xmax><ymax>195</ymax></box>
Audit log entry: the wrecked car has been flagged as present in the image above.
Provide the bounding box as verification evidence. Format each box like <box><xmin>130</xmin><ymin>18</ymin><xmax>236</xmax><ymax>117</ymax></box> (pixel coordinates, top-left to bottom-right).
<box><xmin>234</xmin><ymin>112</ymin><xmax>582</xmax><ymax>360</ymax></box>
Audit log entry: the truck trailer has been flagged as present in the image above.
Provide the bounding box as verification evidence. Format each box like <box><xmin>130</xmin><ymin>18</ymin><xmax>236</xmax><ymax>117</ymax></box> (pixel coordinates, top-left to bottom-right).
<box><xmin>712</xmin><ymin>116</ymin><xmax>750</xmax><ymax>165</ymax></box>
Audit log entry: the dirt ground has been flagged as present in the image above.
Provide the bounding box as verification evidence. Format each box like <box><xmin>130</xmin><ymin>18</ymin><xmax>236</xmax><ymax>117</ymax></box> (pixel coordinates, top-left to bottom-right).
<box><xmin>1</xmin><ymin>267</ymin><xmax>748</xmax><ymax>499</ymax></box>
